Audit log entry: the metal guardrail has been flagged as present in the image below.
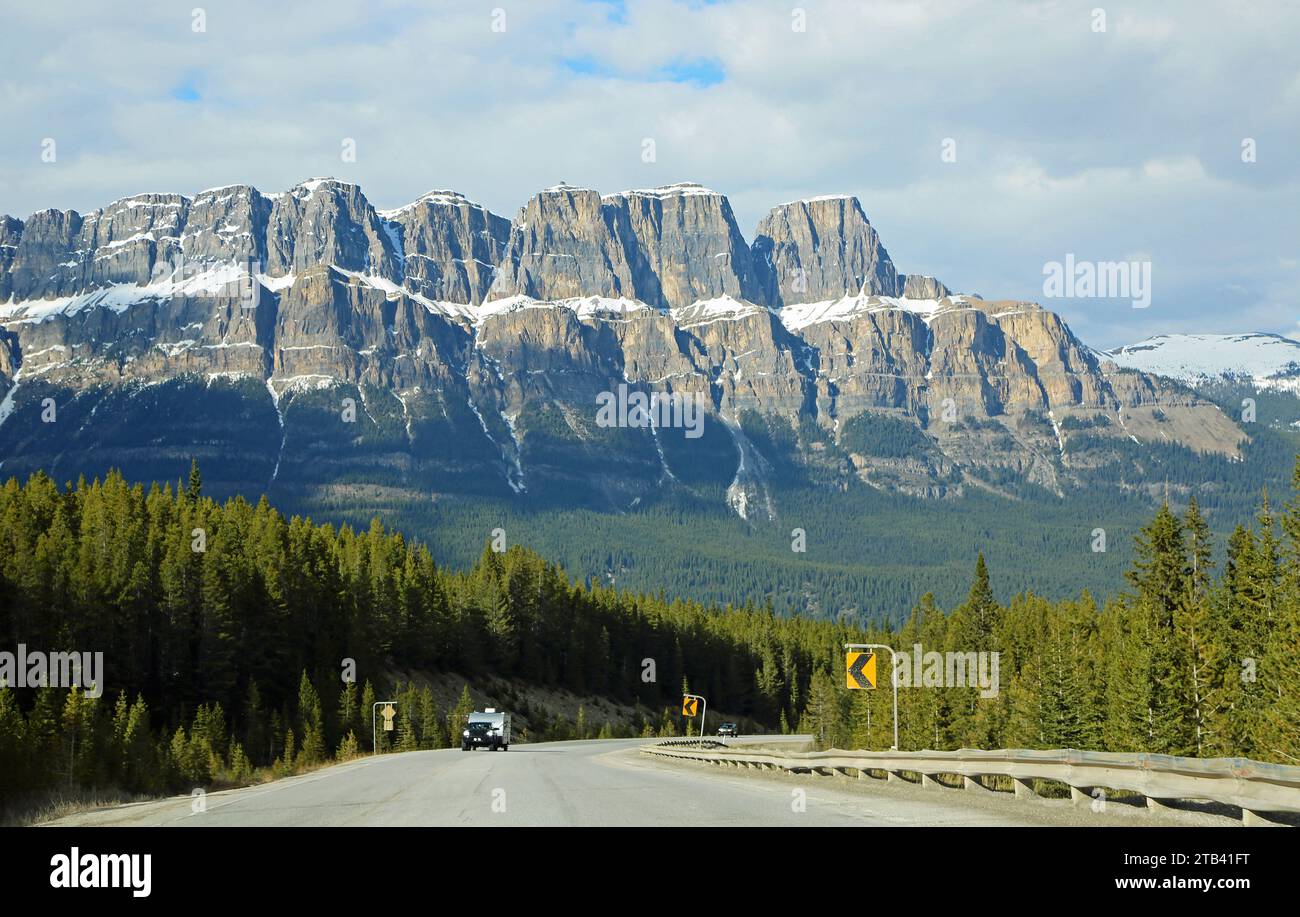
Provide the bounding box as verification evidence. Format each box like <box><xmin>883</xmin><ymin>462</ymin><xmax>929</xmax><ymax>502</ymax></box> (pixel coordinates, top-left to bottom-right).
<box><xmin>653</xmin><ymin>738</ymin><xmax>730</xmax><ymax>749</ymax></box>
<box><xmin>643</xmin><ymin>742</ymin><xmax>1300</xmax><ymax>825</ymax></box>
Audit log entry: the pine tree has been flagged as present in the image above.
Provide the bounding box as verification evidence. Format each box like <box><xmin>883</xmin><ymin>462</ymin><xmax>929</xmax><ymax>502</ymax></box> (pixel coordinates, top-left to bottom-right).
<box><xmin>1101</xmin><ymin>600</ymin><xmax>1152</xmax><ymax>752</ymax></box>
<box><xmin>280</xmin><ymin>728</ymin><xmax>297</xmax><ymax>774</ymax></box>
<box><xmin>800</xmin><ymin>668</ymin><xmax>844</xmax><ymax>750</ymax></box>
<box><xmin>0</xmin><ymin>685</ymin><xmax>29</xmax><ymax>799</ymax></box>
<box><xmin>1255</xmin><ymin>460</ymin><xmax>1300</xmax><ymax>762</ymax></box>
<box><xmin>296</xmin><ymin>672</ymin><xmax>325</xmax><ymax>764</ymax></box>
<box><xmin>449</xmin><ymin>685</ymin><xmax>474</xmax><ymax>748</ymax></box>
<box><xmin>359</xmin><ymin>680</ymin><xmax>376</xmax><ymax>752</ymax></box>
<box><xmin>1125</xmin><ymin>503</ymin><xmax>1193</xmax><ymax>754</ymax></box>
<box><xmin>337</xmin><ymin>731</ymin><xmax>361</xmax><ymax>760</ymax></box>
<box><xmin>186</xmin><ymin>459</ymin><xmax>202</xmax><ymax>506</ymax></box>
<box><xmin>418</xmin><ymin>686</ymin><xmax>443</xmax><ymax>749</ymax></box>
<box><xmin>848</xmin><ymin>686</ymin><xmax>874</xmax><ymax>750</ymax></box>
<box><xmin>1180</xmin><ymin>498</ymin><xmax>1223</xmax><ymax>756</ymax></box>
<box><xmin>336</xmin><ymin>681</ymin><xmax>359</xmax><ymax>756</ymax></box>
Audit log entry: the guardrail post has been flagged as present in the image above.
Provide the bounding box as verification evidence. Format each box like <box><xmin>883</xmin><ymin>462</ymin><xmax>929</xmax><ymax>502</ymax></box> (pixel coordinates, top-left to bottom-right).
<box><xmin>963</xmin><ymin>776</ymin><xmax>989</xmax><ymax>793</ymax></box>
<box><xmin>887</xmin><ymin>771</ymin><xmax>903</xmax><ymax>784</ymax></box>
<box><xmin>921</xmin><ymin>773</ymin><xmax>939</xmax><ymax>789</ymax></box>
<box><xmin>1242</xmin><ymin>809</ymin><xmax>1286</xmax><ymax>827</ymax></box>
<box><xmin>1146</xmin><ymin>796</ymin><xmax>1176</xmax><ymax>815</ymax></box>
<box><xmin>1069</xmin><ymin>785</ymin><xmax>1091</xmax><ymax>806</ymax></box>
<box><xmin>1013</xmin><ymin>778</ymin><xmax>1038</xmax><ymax>799</ymax></box>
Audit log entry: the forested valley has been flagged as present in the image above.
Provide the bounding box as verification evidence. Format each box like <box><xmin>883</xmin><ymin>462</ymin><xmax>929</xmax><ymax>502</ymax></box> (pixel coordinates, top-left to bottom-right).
<box><xmin>1</xmin><ymin>458</ymin><xmax>1298</xmax><ymax>819</ymax></box>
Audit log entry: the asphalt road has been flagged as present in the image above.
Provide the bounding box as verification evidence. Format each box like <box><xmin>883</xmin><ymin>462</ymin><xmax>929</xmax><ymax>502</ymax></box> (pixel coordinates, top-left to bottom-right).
<box><xmin>43</xmin><ymin>737</ymin><xmax>1203</xmax><ymax>827</ymax></box>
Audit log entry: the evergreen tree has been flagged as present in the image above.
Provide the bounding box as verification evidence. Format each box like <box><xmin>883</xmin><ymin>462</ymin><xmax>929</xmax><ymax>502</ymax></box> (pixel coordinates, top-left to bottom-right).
<box><xmin>296</xmin><ymin>672</ymin><xmax>326</xmax><ymax>764</ymax></box>
<box><xmin>449</xmin><ymin>685</ymin><xmax>474</xmax><ymax>748</ymax></box>
<box><xmin>359</xmin><ymin>681</ymin><xmax>376</xmax><ymax>752</ymax></box>
<box><xmin>1180</xmin><ymin>498</ymin><xmax>1223</xmax><ymax>756</ymax></box>
<box><xmin>1125</xmin><ymin>503</ymin><xmax>1193</xmax><ymax>754</ymax></box>
<box><xmin>336</xmin><ymin>681</ymin><xmax>360</xmax><ymax>756</ymax></box>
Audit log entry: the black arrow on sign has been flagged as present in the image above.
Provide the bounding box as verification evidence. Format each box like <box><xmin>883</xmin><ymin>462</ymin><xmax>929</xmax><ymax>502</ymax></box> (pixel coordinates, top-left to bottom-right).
<box><xmin>683</xmin><ymin>698</ymin><xmax>697</xmax><ymax>716</ymax></box>
<box><xmin>848</xmin><ymin>652</ymin><xmax>875</xmax><ymax>689</ymax></box>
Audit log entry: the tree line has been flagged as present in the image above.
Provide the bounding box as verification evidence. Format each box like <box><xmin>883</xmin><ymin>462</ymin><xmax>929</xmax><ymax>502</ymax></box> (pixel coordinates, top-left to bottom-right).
<box><xmin>799</xmin><ymin>471</ymin><xmax>1300</xmax><ymax>764</ymax></box>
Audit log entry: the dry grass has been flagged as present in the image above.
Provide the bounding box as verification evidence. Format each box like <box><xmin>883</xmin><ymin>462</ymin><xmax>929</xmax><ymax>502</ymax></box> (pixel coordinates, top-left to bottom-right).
<box><xmin>4</xmin><ymin>787</ymin><xmax>157</xmax><ymax>827</ymax></box>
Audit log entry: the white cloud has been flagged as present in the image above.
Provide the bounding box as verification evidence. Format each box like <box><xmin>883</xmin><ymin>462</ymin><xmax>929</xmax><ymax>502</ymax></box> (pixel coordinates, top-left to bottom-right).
<box><xmin>0</xmin><ymin>0</ymin><xmax>1296</xmax><ymax>347</ymax></box>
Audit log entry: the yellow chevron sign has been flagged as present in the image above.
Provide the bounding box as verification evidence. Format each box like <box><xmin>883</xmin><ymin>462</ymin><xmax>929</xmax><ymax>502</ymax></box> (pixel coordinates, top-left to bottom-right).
<box><xmin>681</xmin><ymin>696</ymin><xmax>700</xmax><ymax>717</ymax></box>
<box><xmin>846</xmin><ymin>651</ymin><xmax>877</xmax><ymax>690</ymax></box>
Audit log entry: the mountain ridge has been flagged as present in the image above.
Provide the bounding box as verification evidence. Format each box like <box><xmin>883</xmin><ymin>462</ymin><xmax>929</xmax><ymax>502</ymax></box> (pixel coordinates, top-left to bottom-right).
<box><xmin>1107</xmin><ymin>332</ymin><xmax>1300</xmax><ymax>394</ymax></box>
<box><xmin>0</xmin><ymin>176</ymin><xmax>1250</xmax><ymax>522</ymax></box>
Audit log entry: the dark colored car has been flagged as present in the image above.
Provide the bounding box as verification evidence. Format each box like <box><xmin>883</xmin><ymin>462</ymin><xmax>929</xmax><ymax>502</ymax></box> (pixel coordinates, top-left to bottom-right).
<box><xmin>462</xmin><ymin>720</ymin><xmax>503</xmax><ymax>751</ymax></box>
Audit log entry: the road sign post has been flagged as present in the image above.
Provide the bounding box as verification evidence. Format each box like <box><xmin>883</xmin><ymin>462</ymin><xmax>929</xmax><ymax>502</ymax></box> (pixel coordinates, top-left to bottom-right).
<box><xmin>681</xmin><ymin>693</ymin><xmax>706</xmax><ymax>739</ymax></box>
<box><xmin>372</xmin><ymin>700</ymin><xmax>398</xmax><ymax>755</ymax></box>
<box><xmin>843</xmin><ymin>643</ymin><xmax>899</xmax><ymax>750</ymax></box>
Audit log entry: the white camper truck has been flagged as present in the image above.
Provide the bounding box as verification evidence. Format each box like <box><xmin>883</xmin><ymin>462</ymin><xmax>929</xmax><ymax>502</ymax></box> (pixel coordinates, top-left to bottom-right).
<box><xmin>461</xmin><ymin>708</ymin><xmax>511</xmax><ymax>751</ymax></box>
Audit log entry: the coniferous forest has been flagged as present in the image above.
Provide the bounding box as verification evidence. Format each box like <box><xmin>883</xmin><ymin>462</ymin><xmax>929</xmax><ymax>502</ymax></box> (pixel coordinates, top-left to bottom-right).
<box><xmin>1</xmin><ymin>458</ymin><xmax>1298</xmax><ymax>817</ymax></box>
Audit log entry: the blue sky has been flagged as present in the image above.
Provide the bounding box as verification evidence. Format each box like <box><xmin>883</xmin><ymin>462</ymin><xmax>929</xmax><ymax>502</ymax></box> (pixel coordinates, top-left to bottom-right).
<box><xmin>0</xmin><ymin>0</ymin><xmax>1296</xmax><ymax>348</ymax></box>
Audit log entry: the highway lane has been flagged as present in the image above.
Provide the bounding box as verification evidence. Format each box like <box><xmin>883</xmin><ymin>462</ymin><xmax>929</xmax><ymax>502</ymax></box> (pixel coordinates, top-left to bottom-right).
<box><xmin>43</xmin><ymin>737</ymin><xmax>1197</xmax><ymax>827</ymax></box>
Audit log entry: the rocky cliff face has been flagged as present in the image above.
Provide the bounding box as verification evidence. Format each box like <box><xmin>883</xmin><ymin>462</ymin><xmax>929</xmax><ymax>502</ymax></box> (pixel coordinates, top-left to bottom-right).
<box><xmin>752</xmin><ymin>196</ymin><xmax>900</xmax><ymax>305</ymax></box>
<box><xmin>487</xmin><ymin>182</ymin><xmax>760</xmax><ymax>308</ymax></box>
<box><xmin>381</xmin><ymin>190</ymin><xmax>510</xmax><ymax>305</ymax></box>
<box><xmin>0</xmin><ymin>178</ymin><xmax>1246</xmax><ymax>515</ymax></box>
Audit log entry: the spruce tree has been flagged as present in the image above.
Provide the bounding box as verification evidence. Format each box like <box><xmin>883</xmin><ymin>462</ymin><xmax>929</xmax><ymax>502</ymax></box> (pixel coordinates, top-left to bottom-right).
<box><xmin>359</xmin><ymin>681</ymin><xmax>376</xmax><ymax>752</ymax></box>
<box><xmin>1255</xmin><ymin>461</ymin><xmax>1300</xmax><ymax>762</ymax></box>
<box><xmin>296</xmin><ymin>672</ymin><xmax>325</xmax><ymax>764</ymax></box>
<box><xmin>336</xmin><ymin>681</ymin><xmax>359</xmax><ymax>756</ymax></box>
<box><xmin>449</xmin><ymin>685</ymin><xmax>474</xmax><ymax>746</ymax></box>
<box><xmin>1180</xmin><ymin>498</ymin><xmax>1223</xmax><ymax>756</ymax></box>
<box><xmin>1126</xmin><ymin>503</ymin><xmax>1193</xmax><ymax>754</ymax></box>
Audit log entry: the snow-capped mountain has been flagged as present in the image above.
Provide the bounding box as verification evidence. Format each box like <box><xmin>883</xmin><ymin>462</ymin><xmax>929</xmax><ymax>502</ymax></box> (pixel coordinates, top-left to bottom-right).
<box><xmin>1106</xmin><ymin>333</ymin><xmax>1300</xmax><ymax>394</ymax></box>
<box><xmin>0</xmin><ymin>178</ymin><xmax>1250</xmax><ymax>513</ymax></box>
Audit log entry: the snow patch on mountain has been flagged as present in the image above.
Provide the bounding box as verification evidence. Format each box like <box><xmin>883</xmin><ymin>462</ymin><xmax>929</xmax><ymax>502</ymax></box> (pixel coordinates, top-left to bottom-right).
<box><xmin>670</xmin><ymin>295</ymin><xmax>766</xmax><ymax>328</ymax></box>
<box><xmin>0</xmin><ymin>262</ymin><xmax>251</xmax><ymax>324</ymax></box>
<box><xmin>378</xmin><ymin>189</ymin><xmax>488</xmax><ymax>219</ymax></box>
<box><xmin>604</xmin><ymin>182</ymin><xmax>721</xmax><ymax>200</ymax></box>
<box><xmin>778</xmin><ymin>292</ymin><xmax>971</xmax><ymax>331</ymax></box>
<box><xmin>331</xmin><ymin>266</ymin><xmax>477</xmax><ymax>321</ymax></box>
<box><xmin>475</xmin><ymin>294</ymin><xmax>653</xmax><ymax>325</ymax></box>
<box><xmin>1105</xmin><ymin>333</ymin><xmax>1300</xmax><ymax>392</ymax></box>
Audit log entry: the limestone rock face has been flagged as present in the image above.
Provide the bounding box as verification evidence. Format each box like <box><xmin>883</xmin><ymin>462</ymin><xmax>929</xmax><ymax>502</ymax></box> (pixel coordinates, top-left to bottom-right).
<box><xmin>181</xmin><ymin>185</ymin><xmax>272</xmax><ymax>268</ymax></box>
<box><xmin>488</xmin><ymin>185</ymin><xmax>633</xmax><ymax>303</ymax></box>
<box><xmin>0</xmin><ymin>177</ymin><xmax>1247</xmax><ymax>513</ymax></box>
<box><xmin>752</xmin><ymin>196</ymin><xmax>901</xmax><ymax>306</ymax></box>
<box><xmin>489</xmin><ymin>183</ymin><xmax>760</xmax><ymax>309</ymax></box>
<box><xmin>609</xmin><ymin>184</ymin><xmax>762</xmax><ymax>308</ymax></box>
<box><xmin>266</xmin><ymin>179</ymin><xmax>399</xmax><ymax>278</ymax></box>
<box><xmin>900</xmin><ymin>274</ymin><xmax>950</xmax><ymax>299</ymax></box>
<box><xmin>3</xmin><ymin>207</ymin><xmax>88</xmax><ymax>300</ymax></box>
<box><xmin>382</xmin><ymin>191</ymin><xmax>510</xmax><ymax>305</ymax></box>
<box><xmin>0</xmin><ymin>216</ymin><xmax>25</xmax><ymax>301</ymax></box>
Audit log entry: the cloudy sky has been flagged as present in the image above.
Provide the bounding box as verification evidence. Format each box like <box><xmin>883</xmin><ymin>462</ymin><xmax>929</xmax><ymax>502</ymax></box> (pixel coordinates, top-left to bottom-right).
<box><xmin>1</xmin><ymin>0</ymin><xmax>1296</xmax><ymax>347</ymax></box>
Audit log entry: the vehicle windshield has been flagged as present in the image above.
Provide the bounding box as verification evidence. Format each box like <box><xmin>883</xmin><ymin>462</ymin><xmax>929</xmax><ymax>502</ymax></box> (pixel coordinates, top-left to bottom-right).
<box><xmin>468</xmin><ymin>722</ymin><xmax>494</xmax><ymax>731</ymax></box>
